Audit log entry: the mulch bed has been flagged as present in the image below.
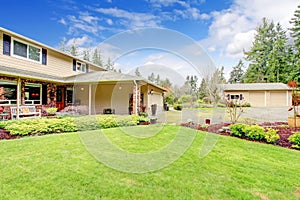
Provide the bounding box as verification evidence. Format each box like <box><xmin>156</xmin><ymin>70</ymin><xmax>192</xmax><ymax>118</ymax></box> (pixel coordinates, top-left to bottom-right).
<box><xmin>181</xmin><ymin>122</ymin><xmax>300</xmax><ymax>150</ymax></box>
<box><xmin>1</xmin><ymin>122</ymin><xmax>300</xmax><ymax>150</ymax></box>
<box><xmin>0</xmin><ymin>129</ymin><xmax>19</xmax><ymax>140</ymax></box>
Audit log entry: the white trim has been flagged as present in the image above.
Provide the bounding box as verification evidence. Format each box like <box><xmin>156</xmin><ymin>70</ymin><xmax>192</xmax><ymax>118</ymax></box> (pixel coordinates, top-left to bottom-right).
<box><xmin>11</xmin><ymin>38</ymin><xmax>42</xmax><ymax>64</ymax></box>
<box><xmin>88</xmin><ymin>84</ymin><xmax>92</xmax><ymax>115</ymax></box>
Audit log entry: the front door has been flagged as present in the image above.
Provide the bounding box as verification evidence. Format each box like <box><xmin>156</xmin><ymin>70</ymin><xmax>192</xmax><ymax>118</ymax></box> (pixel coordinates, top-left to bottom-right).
<box><xmin>56</xmin><ymin>87</ymin><xmax>65</xmax><ymax>111</ymax></box>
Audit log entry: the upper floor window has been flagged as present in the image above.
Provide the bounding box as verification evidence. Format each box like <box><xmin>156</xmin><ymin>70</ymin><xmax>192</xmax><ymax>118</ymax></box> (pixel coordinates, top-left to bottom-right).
<box><xmin>3</xmin><ymin>34</ymin><xmax>47</xmax><ymax>64</ymax></box>
<box><xmin>76</xmin><ymin>61</ymin><xmax>87</xmax><ymax>73</ymax></box>
<box><xmin>12</xmin><ymin>39</ymin><xmax>41</xmax><ymax>63</ymax></box>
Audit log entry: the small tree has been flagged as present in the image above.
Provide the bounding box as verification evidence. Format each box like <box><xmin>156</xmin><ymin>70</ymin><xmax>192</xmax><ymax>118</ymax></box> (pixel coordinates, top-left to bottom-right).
<box><xmin>226</xmin><ymin>96</ymin><xmax>247</xmax><ymax>124</ymax></box>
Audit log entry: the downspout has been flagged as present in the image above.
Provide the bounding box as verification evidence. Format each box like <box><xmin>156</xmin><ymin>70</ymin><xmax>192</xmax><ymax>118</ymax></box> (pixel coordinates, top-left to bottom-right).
<box><xmin>133</xmin><ymin>80</ymin><xmax>138</xmax><ymax>114</ymax></box>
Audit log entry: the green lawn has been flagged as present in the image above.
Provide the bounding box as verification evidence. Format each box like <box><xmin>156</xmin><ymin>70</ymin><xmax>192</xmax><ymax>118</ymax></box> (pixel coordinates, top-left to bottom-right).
<box><xmin>1</xmin><ymin>125</ymin><xmax>300</xmax><ymax>199</ymax></box>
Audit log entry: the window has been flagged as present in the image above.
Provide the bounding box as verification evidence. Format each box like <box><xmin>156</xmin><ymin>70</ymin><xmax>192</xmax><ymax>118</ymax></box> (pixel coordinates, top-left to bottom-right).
<box><xmin>25</xmin><ymin>83</ymin><xmax>41</xmax><ymax>105</ymax></box>
<box><xmin>73</xmin><ymin>59</ymin><xmax>88</xmax><ymax>73</ymax></box>
<box><xmin>0</xmin><ymin>80</ymin><xmax>17</xmax><ymax>105</ymax></box>
<box><xmin>12</xmin><ymin>39</ymin><xmax>42</xmax><ymax>63</ymax></box>
<box><xmin>76</xmin><ymin>61</ymin><xmax>87</xmax><ymax>72</ymax></box>
<box><xmin>67</xmin><ymin>87</ymin><xmax>74</xmax><ymax>104</ymax></box>
<box><xmin>229</xmin><ymin>94</ymin><xmax>243</xmax><ymax>100</ymax></box>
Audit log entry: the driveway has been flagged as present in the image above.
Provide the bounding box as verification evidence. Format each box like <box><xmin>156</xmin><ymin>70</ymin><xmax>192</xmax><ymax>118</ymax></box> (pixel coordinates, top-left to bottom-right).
<box><xmin>159</xmin><ymin>107</ymin><xmax>291</xmax><ymax>124</ymax></box>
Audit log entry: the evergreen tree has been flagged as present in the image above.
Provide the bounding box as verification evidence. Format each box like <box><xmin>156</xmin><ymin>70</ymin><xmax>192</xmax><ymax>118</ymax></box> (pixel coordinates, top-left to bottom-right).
<box><xmin>69</xmin><ymin>40</ymin><xmax>78</xmax><ymax>56</ymax></box>
<box><xmin>83</xmin><ymin>43</ymin><xmax>91</xmax><ymax>61</ymax></box>
<box><xmin>155</xmin><ymin>74</ymin><xmax>160</xmax><ymax>85</ymax></box>
<box><xmin>105</xmin><ymin>57</ymin><xmax>115</xmax><ymax>71</ymax></box>
<box><xmin>228</xmin><ymin>60</ymin><xmax>244</xmax><ymax>83</ymax></box>
<box><xmin>197</xmin><ymin>78</ymin><xmax>207</xmax><ymax>99</ymax></box>
<box><xmin>59</xmin><ymin>37</ymin><xmax>67</xmax><ymax>52</ymax></box>
<box><xmin>289</xmin><ymin>5</ymin><xmax>300</xmax><ymax>81</ymax></box>
<box><xmin>244</xmin><ymin>18</ymin><xmax>275</xmax><ymax>83</ymax></box>
<box><xmin>92</xmin><ymin>48</ymin><xmax>103</xmax><ymax>67</ymax></box>
<box><xmin>135</xmin><ymin>67</ymin><xmax>142</xmax><ymax>77</ymax></box>
<box><xmin>267</xmin><ymin>23</ymin><xmax>289</xmax><ymax>82</ymax></box>
<box><xmin>148</xmin><ymin>73</ymin><xmax>155</xmax><ymax>82</ymax></box>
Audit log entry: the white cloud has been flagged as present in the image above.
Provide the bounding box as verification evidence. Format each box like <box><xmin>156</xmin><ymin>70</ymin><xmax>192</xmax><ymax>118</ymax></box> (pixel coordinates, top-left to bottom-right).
<box><xmin>66</xmin><ymin>35</ymin><xmax>89</xmax><ymax>47</ymax></box>
<box><xmin>202</xmin><ymin>0</ymin><xmax>299</xmax><ymax>61</ymax></box>
<box><xmin>106</xmin><ymin>18</ymin><xmax>113</xmax><ymax>25</ymax></box>
<box><xmin>148</xmin><ymin>0</ymin><xmax>210</xmax><ymax>20</ymax></box>
<box><xmin>95</xmin><ymin>7</ymin><xmax>161</xmax><ymax>29</ymax></box>
<box><xmin>58</xmin><ymin>18</ymin><xmax>67</xmax><ymax>25</ymax></box>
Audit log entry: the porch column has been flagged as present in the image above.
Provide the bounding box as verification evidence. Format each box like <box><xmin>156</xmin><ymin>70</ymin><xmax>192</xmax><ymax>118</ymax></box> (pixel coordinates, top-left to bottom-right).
<box><xmin>88</xmin><ymin>83</ymin><xmax>92</xmax><ymax>115</ymax></box>
<box><xmin>132</xmin><ymin>80</ymin><xmax>140</xmax><ymax>114</ymax></box>
<box><xmin>16</xmin><ymin>78</ymin><xmax>21</xmax><ymax>119</ymax></box>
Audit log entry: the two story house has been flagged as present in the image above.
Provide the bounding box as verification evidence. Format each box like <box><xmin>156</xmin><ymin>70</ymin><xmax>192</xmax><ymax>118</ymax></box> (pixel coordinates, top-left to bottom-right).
<box><xmin>0</xmin><ymin>27</ymin><xmax>165</xmax><ymax>118</ymax></box>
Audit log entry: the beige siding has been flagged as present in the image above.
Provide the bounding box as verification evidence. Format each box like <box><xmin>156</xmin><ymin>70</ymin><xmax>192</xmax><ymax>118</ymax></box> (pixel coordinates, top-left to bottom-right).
<box><xmin>0</xmin><ymin>31</ymin><xmax>104</xmax><ymax>79</ymax></box>
<box><xmin>94</xmin><ymin>82</ymin><xmax>133</xmax><ymax>115</ymax></box>
<box><xmin>146</xmin><ymin>84</ymin><xmax>164</xmax><ymax>114</ymax></box>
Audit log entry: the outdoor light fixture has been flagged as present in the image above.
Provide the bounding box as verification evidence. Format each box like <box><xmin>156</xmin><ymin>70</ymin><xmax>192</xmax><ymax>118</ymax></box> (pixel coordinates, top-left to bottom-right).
<box><xmin>149</xmin><ymin>89</ymin><xmax>154</xmax><ymax>95</ymax></box>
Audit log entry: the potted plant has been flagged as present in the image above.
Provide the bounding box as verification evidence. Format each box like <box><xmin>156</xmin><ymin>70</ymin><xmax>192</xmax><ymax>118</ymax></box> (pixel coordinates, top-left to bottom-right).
<box><xmin>46</xmin><ymin>107</ymin><xmax>58</xmax><ymax>117</ymax></box>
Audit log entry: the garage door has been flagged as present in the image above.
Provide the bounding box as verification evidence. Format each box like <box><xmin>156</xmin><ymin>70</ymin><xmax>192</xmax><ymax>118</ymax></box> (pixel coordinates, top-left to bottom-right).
<box><xmin>249</xmin><ymin>92</ymin><xmax>265</xmax><ymax>106</ymax></box>
<box><xmin>270</xmin><ymin>91</ymin><xmax>286</xmax><ymax>106</ymax></box>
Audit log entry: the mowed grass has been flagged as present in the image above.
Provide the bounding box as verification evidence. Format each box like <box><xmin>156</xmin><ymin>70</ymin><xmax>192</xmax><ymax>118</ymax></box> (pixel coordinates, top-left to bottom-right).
<box><xmin>0</xmin><ymin>125</ymin><xmax>300</xmax><ymax>199</ymax></box>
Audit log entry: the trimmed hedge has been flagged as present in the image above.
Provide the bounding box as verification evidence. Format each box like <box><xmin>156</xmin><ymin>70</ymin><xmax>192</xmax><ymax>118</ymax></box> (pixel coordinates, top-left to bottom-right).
<box><xmin>288</xmin><ymin>133</ymin><xmax>300</xmax><ymax>149</ymax></box>
<box><xmin>0</xmin><ymin>114</ymin><xmax>148</xmax><ymax>136</ymax></box>
<box><xmin>229</xmin><ymin>123</ymin><xmax>279</xmax><ymax>143</ymax></box>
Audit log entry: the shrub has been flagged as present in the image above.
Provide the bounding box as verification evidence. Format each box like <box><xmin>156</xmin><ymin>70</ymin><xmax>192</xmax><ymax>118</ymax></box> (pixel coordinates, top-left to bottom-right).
<box><xmin>4</xmin><ymin>118</ymin><xmax>77</xmax><ymax>136</ymax></box>
<box><xmin>265</xmin><ymin>128</ymin><xmax>279</xmax><ymax>143</ymax></box>
<box><xmin>74</xmin><ymin>116</ymin><xmax>100</xmax><ymax>131</ymax></box>
<box><xmin>173</xmin><ymin>104</ymin><xmax>182</xmax><ymax>111</ymax></box>
<box><xmin>229</xmin><ymin>123</ymin><xmax>248</xmax><ymax>137</ymax></box>
<box><xmin>288</xmin><ymin>132</ymin><xmax>300</xmax><ymax>149</ymax></box>
<box><xmin>98</xmin><ymin>115</ymin><xmax>118</xmax><ymax>129</ymax></box>
<box><xmin>46</xmin><ymin>107</ymin><xmax>58</xmax><ymax>115</ymax></box>
<box><xmin>243</xmin><ymin>125</ymin><xmax>265</xmax><ymax>140</ymax></box>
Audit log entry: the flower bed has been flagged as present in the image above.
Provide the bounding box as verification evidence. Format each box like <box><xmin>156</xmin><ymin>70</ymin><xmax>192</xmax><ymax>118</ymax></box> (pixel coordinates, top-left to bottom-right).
<box><xmin>181</xmin><ymin>121</ymin><xmax>300</xmax><ymax>150</ymax></box>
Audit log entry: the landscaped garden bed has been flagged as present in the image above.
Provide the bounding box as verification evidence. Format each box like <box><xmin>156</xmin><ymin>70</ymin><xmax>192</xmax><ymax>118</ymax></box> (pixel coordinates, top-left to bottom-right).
<box><xmin>0</xmin><ymin>114</ymin><xmax>150</xmax><ymax>140</ymax></box>
<box><xmin>181</xmin><ymin>121</ymin><xmax>300</xmax><ymax>150</ymax></box>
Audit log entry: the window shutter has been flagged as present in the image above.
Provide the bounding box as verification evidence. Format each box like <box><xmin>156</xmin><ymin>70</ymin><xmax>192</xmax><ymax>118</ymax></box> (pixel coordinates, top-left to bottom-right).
<box><xmin>86</xmin><ymin>64</ymin><xmax>89</xmax><ymax>73</ymax></box>
<box><xmin>73</xmin><ymin>59</ymin><xmax>76</xmax><ymax>71</ymax></box>
<box><xmin>240</xmin><ymin>94</ymin><xmax>243</xmax><ymax>100</ymax></box>
<box><xmin>42</xmin><ymin>48</ymin><xmax>47</xmax><ymax>65</ymax></box>
<box><xmin>3</xmin><ymin>34</ymin><xmax>11</xmax><ymax>55</ymax></box>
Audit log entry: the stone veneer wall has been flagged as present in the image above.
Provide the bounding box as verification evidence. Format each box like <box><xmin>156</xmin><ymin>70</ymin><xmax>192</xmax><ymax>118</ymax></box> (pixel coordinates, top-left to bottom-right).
<box><xmin>132</xmin><ymin>84</ymin><xmax>141</xmax><ymax>114</ymax></box>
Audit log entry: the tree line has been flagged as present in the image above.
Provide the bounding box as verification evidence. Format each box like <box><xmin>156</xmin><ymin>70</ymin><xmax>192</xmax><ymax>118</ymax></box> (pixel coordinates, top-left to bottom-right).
<box><xmin>229</xmin><ymin>5</ymin><xmax>300</xmax><ymax>84</ymax></box>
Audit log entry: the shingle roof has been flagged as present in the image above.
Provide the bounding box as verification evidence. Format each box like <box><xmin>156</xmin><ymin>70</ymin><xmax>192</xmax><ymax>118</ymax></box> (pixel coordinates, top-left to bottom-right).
<box><xmin>0</xmin><ymin>65</ymin><xmax>64</xmax><ymax>82</ymax></box>
<box><xmin>0</xmin><ymin>66</ymin><xmax>166</xmax><ymax>91</ymax></box>
<box><xmin>221</xmin><ymin>83</ymin><xmax>293</xmax><ymax>91</ymax></box>
<box><xmin>64</xmin><ymin>71</ymin><xmax>144</xmax><ymax>83</ymax></box>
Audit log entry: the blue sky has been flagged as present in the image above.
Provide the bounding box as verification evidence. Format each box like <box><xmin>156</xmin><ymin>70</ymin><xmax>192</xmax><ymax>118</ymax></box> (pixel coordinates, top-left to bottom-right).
<box><xmin>1</xmin><ymin>0</ymin><xmax>299</xmax><ymax>81</ymax></box>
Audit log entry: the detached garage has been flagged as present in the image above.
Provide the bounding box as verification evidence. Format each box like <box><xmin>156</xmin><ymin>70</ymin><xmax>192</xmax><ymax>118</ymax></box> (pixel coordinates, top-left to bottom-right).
<box><xmin>221</xmin><ymin>83</ymin><xmax>293</xmax><ymax>107</ymax></box>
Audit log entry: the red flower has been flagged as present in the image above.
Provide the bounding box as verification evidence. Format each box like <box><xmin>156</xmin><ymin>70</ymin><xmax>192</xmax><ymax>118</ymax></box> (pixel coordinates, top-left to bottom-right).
<box><xmin>287</xmin><ymin>80</ymin><xmax>298</xmax><ymax>88</ymax></box>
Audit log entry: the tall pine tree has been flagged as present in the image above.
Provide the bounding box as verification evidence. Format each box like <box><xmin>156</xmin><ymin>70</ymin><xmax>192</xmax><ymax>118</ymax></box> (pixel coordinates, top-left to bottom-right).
<box><xmin>228</xmin><ymin>60</ymin><xmax>244</xmax><ymax>83</ymax></box>
<box><xmin>289</xmin><ymin>5</ymin><xmax>300</xmax><ymax>81</ymax></box>
<box><xmin>244</xmin><ymin>18</ymin><xmax>275</xmax><ymax>83</ymax></box>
